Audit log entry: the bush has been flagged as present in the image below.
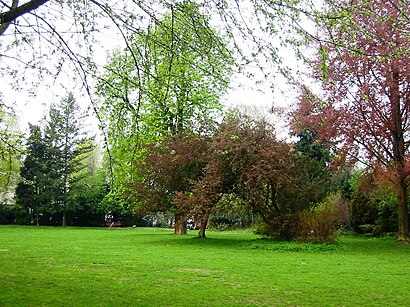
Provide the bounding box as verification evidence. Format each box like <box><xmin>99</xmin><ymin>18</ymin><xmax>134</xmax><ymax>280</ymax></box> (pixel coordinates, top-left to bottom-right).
<box><xmin>349</xmin><ymin>176</ymin><xmax>398</xmax><ymax>236</ymax></box>
<box><xmin>0</xmin><ymin>204</ymin><xmax>29</xmax><ymax>225</ymax></box>
<box><xmin>256</xmin><ymin>194</ymin><xmax>345</xmax><ymax>243</ymax></box>
<box><xmin>298</xmin><ymin>198</ymin><xmax>339</xmax><ymax>243</ymax></box>
<box><xmin>256</xmin><ymin>213</ymin><xmax>301</xmax><ymax>241</ymax></box>
<box><xmin>301</xmin><ymin>193</ymin><xmax>349</xmax><ymax>243</ymax></box>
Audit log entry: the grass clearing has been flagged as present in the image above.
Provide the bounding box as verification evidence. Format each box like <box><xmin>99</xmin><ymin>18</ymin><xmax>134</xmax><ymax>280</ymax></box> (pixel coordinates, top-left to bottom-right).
<box><xmin>0</xmin><ymin>226</ymin><xmax>409</xmax><ymax>306</ymax></box>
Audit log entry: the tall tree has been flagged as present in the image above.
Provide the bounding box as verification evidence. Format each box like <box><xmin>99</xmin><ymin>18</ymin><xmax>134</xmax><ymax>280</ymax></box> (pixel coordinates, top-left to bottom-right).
<box><xmin>292</xmin><ymin>0</ymin><xmax>410</xmax><ymax>241</ymax></box>
<box><xmin>97</xmin><ymin>2</ymin><xmax>233</xmax><ymax>231</ymax></box>
<box><xmin>2</xmin><ymin>0</ymin><xmax>328</xmax><ymax>197</ymax></box>
<box><xmin>44</xmin><ymin>92</ymin><xmax>94</xmax><ymax>226</ymax></box>
<box><xmin>15</xmin><ymin>124</ymin><xmax>53</xmax><ymax>225</ymax></box>
<box><xmin>97</xmin><ymin>1</ymin><xmax>233</xmax><ymax>176</ymax></box>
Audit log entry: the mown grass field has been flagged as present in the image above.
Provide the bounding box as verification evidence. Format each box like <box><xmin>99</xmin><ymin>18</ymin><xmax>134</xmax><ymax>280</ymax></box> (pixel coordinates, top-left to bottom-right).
<box><xmin>0</xmin><ymin>226</ymin><xmax>409</xmax><ymax>306</ymax></box>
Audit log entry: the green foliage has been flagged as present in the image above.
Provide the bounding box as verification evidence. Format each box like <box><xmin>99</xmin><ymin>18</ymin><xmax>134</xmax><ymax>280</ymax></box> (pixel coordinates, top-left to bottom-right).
<box><xmin>298</xmin><ymin>194</ymin><xmax>345</xmax><ymax>243</ymax></box>
<box><xmin>43</xmin><ymin>92</ymin><xmax>95</xmax><ymax>225</ymax></box>
<box><xmin>293</xmin><ymin>127</ymin><xmax>330</xmax><ymax>163</ymax></box>
<box><xmin>15</xmin><ymin>124</ymin><xmax>55</xmax><ymax>224</ymax></box>
<box><xmin>0</xmin><ymin>104</ymin><xmax>23</xmax><ymax>204</ymax></box>
<box><xmin>98</xmin><ymin>191</ymin><xmax>130</xmax><ymax>217</ymax></box>
<box><xmin>15</xmin><ymin>93</ymin><xmax>97</xmax><ymax>226</ymax></box>
<box><xmin>349</xmin><ymin>171</ymin><xmax>398</xmax><ymax>236</ymax></box>
<box><xmin>96</xmin><ymin>1</ymin><xmax>233</xmax><ymax>186</ymax></box>
<box><xmin>0</xmin><ymin>204</ymin><xmax>28</xmax><ymax>224</ymax></box>
<box><xmin>210</xmin><ymin>194</ymin><xmax>255</xmax><ymax>230</ymax></box>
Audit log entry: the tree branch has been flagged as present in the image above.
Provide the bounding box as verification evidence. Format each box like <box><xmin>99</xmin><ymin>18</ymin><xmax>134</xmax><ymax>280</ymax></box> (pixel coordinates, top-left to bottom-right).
<box><xmin>0</xmin><ymin>0</ymin><xmax>18</xmax><ymax>35</ymax></box>
<box><xmin>0</xmin><ymin>0</ymin><xmax>48</xmax><ymax>24</ymax></box>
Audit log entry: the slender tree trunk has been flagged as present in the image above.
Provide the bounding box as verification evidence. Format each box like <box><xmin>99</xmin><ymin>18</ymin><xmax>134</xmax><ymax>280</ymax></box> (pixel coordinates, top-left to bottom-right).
<box><xmin>36</xmin><ymin>211</ymin><xmax>39</xmax><ymax>226</ymax></box>
<box><xmin>62</xmin><ymin>211</ymin><xmax>66</xmax><ymax>227</ymax></box>
<box><xmin>174</xmin><ymin>213</ymin><xmax>187</xmax><ymax>235</ymax></box>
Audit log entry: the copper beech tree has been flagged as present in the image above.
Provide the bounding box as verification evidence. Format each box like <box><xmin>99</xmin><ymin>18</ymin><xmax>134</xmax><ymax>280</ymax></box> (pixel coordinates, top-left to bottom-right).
<box><xmin>292</xmin><ymin>0</ymin><xmax>410</xmax><ymax>241</ymax></box>
<box><xmin>122</xmin><ymin>134</ymin><xmax>209</xmax><ymax>235</ymax></box>
<box><xmin>124</xmin><ymin>113</ymin><xmax>330</xmax><ymax>239</ymax></box>
<box><xmin>213</xmin><ymin>115</ymin><xmax>330</xmax><ymax>239</ymax></box>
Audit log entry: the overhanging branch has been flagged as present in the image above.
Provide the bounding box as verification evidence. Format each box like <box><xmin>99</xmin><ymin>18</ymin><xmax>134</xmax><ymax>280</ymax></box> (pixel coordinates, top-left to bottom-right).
<box><xmin>0</xmin><ymin>0</ymin><xmax>49</xmax><ymax>24</ymax></box>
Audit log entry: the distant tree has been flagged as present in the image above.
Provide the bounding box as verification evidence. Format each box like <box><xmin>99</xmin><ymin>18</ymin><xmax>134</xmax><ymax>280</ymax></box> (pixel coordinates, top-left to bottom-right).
<box><xmin>292</xmin><ymin>0</ymin><xmax>410</xmax><ymax>241</ymax></box>
<box><xmin>67</xmin><ymin>146</ymin><xmax>112</xmax><ymax>226</ymax></box>
<box><xmin>43</xmin><ymin>92</ymin><xmax>94</xmax><ymax>226</ymax></box>
<box><xmin>293</xmin><ymin>127</ymin><xmax>330</xmax><ymax>164</ymax></box>
<box><xmin>0</xmin><ymin>103</ymin><xmax>23</xmax><ymax>204</ymax></box>
<box><xmin>15</xmin><ymin>124</ymin><xmax>53</xmax><ymax>225</ymax></box>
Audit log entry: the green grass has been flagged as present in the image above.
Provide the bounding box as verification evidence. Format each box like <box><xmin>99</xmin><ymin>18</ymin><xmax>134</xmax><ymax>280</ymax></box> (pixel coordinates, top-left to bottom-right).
<box><xmin>0</xmin><ymin>226</ymin><xmax>409</xmax><ymax>306</ymax></box>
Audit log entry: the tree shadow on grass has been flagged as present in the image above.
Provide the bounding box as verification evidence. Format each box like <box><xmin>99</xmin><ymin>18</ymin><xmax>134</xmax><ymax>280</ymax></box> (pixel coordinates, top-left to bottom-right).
<box><xmin>147</xmin><ymin>232</ymin><xmax>349</xmax><ymax>253</ymax></box>
<box><xmin>146</xmin><ymin>232</ymin><xmax>257</xmax><ymax>251</ymax></box>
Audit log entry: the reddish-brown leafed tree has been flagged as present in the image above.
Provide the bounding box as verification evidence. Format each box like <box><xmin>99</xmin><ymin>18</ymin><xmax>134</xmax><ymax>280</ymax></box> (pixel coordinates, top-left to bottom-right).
<box><xmin>123</xmin><ymin>134</ymin><xmax>209</xmax><ymax>235</ymax></box>
<box><xmin>292</xmin><ymin>0</ymin><xmax>410</xmax><ymax>241</ymax></box>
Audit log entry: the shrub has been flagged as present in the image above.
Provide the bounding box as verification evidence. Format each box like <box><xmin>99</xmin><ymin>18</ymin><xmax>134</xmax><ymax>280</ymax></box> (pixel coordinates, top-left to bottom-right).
<box><xmin>349</xmin><ymin>174</ymin><xmax>398</xmax><ymax>236</ymax></box>
<box><xmin>0</xmin><ymin>204</ymin><xmax>29</xmax><ymax>225</ymax></box>
<box><xmin>256</xmin><ymin>213</ymin><xmax>301</xmax><ymax>241</ymax></box>
<box><xmin>298</xmin><ymin>194</ymin><xmax>342</xmax><ymax>243</ymax></box>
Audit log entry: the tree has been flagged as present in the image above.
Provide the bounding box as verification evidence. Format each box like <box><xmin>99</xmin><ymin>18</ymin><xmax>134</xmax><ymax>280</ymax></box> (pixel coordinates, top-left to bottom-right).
<box><xmin>15</xmin><ymin>124</ymin><xmax>53</xmax><ymax>225</ymax></box>
<box><xmin>43</xmin><ymin>92</ymin><xmax>94</xmax><ymax>226</ymax></box>
<box><xmin>349</xmin><ymin>170</ymin><xmax>398</xmax><ymax>236</ymax></box>
<box><xmin>292</xmin><ymin>0</ymin><xmax>410</xmax><ymax>241</ymax></box>
<box><xmin>211</xmin><ymin>113</ymin><xmax>330</xmax><ymax>239</ymax></box>
<box><xmin>96</xmin><ymin>1</ymin><xmax>233</xmax><ymax>181</ymax></box>
<box><xmin>123</xmin><ymin>133</ymin><xmax>209</xmax><ymax>234</ymax></box>
<box><xmin>0</xmin><ymin>102</ymin><xmax>23</xmax><ymax>204</ymax></box>
<box><xmin>97</xmin><ymin>2</ymin><xmax>233</xmax><ymax>232</ymax></box>
<box><xmin>1</xmin><ymin>0</ymin><xmax>314</xmax><ymax>83</ymax></box>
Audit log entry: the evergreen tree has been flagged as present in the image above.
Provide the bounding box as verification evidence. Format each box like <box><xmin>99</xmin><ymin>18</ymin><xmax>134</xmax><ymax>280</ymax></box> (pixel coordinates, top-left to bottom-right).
<box><xmin>15</xmin><ymin>124</ymin><xmax>54</xmax><ymax>225</ymax></box>
<box><xmin>43</xmin><ymin>92</ymin><xmax>94</xmax><ymax>226</ymax></box>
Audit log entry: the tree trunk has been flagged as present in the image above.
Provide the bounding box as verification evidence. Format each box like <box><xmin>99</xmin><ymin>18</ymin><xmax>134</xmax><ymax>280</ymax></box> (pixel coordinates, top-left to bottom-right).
<box><xmin>62</xmin><ymin>211</ymin><xmax>66</xmax><ymax>227</ymax></box>
<box><xmin>197</xmin><ymin>218</ymin><xmax>207</xmax><ymax>238</ymax></box>
<box><xmin>36</xmin><ymin>211</ymin><xmax>39</xmax><ymax>226</ymax></box>
<box><xmin>174</xmin><ymin>213</ymin><xmax>187</xmax><ymax>235</ymax></box>
<box><xmin>397</xmin><ymin>171</ymin><xmax>409</xmax><ymax>242</ymax></box>
<box><xmin>391</xmin><ymin>65</ymin><xmax>409</xmax><ymax>242</ymax></box>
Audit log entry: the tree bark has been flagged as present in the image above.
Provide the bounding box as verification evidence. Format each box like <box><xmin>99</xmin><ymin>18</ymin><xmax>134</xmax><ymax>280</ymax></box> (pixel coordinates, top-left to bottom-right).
<box><xmin>391</xmin><ymin>66</ymin><xmax>409</xmax><ymax>242</ymax></box>
<box><xmin>397</xmin><ymin>171</ymin><xmax>409</xmax><ymax>242</ymax></box>
<box><xmin>197</xmin><ymin>218</ymin><xmax>208</xmax><ymax>238</ymax></box>
<box><xmin>174</xmin><ymin>213</ymin><xmax>187</xmax><ymax>235</ymax></box>
<box><xmin>0</xmin><ymin>0</ymin><xmax>49</xmax><ymax>25</ymax></box>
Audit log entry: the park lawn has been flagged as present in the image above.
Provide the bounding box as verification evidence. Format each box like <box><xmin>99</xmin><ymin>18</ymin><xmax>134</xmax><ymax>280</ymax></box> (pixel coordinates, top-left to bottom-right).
<box><xmin>0</xmin><ymin>226</ymin><xmax>409</xmax><ymax>306</ymax></box>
